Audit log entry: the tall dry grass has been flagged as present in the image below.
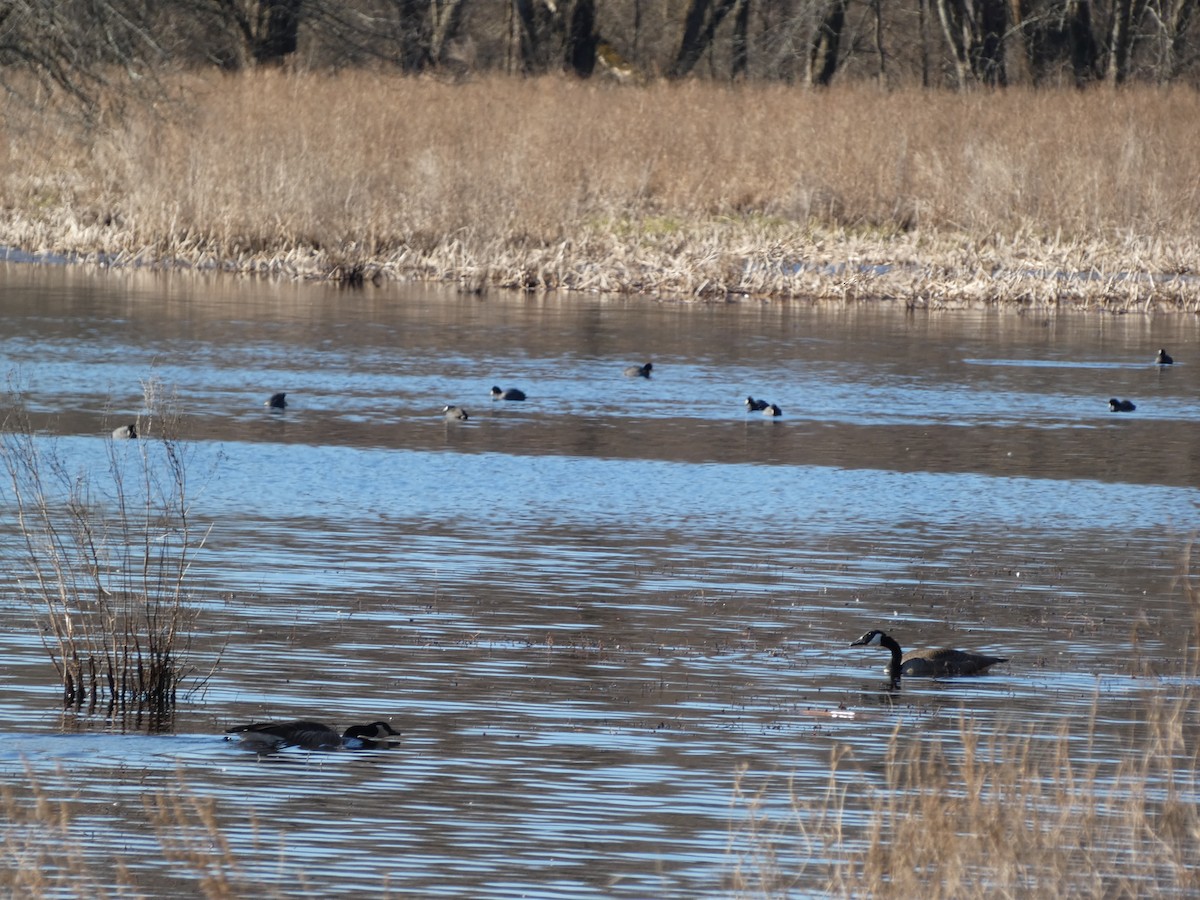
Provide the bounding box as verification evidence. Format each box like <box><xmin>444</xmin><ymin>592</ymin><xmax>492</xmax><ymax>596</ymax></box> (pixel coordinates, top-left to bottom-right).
<box><xmin>3</xmin><ymin>73</ymin><xmax>1200</xmax><ymax>306</ymax></box>
<box><xmin>731</xmin><ymin>696</ymin><xmax>1200</xmax><ymax>897</ymax></box>
<box><xmin>731</xmin><ymin>545</ymin><xmax>1200</xmax><ymax>898</ymax></box>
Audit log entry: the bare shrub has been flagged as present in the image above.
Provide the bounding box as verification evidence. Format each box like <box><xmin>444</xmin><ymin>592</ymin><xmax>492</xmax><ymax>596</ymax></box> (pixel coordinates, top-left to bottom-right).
<box><xmin>0</xmin><ymin>376</ymin><xmax>212</xmax><ymax>729</ymax></box>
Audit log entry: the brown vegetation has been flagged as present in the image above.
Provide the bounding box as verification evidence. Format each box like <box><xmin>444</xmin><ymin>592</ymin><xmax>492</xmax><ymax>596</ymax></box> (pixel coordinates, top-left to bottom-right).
<box><xmin>3</xmin><ymin>73</ymin><xmax>1200</xmax><ymax>308</ymax></box>
<box><xmin>0</xmin><ymin>378</ymin><xmax>210</xmax><ymax>727</ymax></box>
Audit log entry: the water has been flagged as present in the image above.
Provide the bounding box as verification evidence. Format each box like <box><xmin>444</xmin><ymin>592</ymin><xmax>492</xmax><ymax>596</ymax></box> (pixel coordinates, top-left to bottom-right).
<box><xmin>0</xmin><ymin>264</ymin><xmax>1198</xmax><ymax>896</ymax></box>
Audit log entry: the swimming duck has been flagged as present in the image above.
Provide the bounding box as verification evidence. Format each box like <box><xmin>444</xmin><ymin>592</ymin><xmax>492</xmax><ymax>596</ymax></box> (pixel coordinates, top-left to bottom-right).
<box><xmin>443</xmin><ymin>405</ymin><xmax>469</xmax><ymax>421</ymax></box>
<box><xmin>1155</xmin><ymin>348</ymin><xmax>1173</xmax><ymax>365</ymax></box>
<box><xmin>111</xmin><ymin>423</ymin><xmax>137</xmax><ymax>440</ymax></box>
<box><xmin>490</xmin><ymin>386</ymin><xmax>526</xmax><ymax>401</ymax></box>
<box><xmin>266</xmin><ymin>392</ymin><xmax>287</xmax><ymax>409</ymax></box>
<box><xmin>623</xmin><ymin>362</ymin><xmax>653</xmax><ymax>378</ymax></box>
<box><xmin>1108</xmin><ymin>398</ymin><xmax>1136</xmax><ymax>412</ymax></box>
<box><xmin>850</xmin><ymin>629</ymin><xmax>1008</xmax><ymax>680</ymax></box>
<box><xmin>225</xmin><ymin>720</ymin><xmax>399</xmax><ymax>752</ymax></box>
<box><xmin>745</xmin><ymin>397</ymin><xmax>769</xmax><ymax>412</ymax></box>
<box><xmin>763</xmin><ymin>403</ymin><xmax>783</xmax><ymax>417</ymax></box>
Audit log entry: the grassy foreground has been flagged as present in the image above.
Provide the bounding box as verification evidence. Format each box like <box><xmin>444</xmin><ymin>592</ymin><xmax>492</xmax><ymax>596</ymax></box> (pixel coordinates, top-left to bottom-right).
<box><xmin>3</xmin><ymin>72</ymin><xmax>1200</xmax><ymax>309</ymax></box>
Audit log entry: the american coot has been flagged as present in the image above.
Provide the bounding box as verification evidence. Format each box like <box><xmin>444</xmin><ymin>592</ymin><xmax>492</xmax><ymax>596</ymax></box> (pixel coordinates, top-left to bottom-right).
<box><xmin>745</xmin><ymin>397</ymin><xmax>769</xmax><ymax>412</ymax></box>
<box><xmin>763</xmin><ymin>403</ymin><xmax>783</xmax><ymax>417</ymax></box>
<box><xmin>490</xmin><ymin>386</ymin><xmax>526</xmax><ymax>401</ymax></box>
<box><xmin>443</xmin><ymin>405</ymin><xmax>469</xmax><ymax>421</ymax></box>
<box><xmin>850</xmin><ymin>630</ymin><xmax>1008</xmax><ymax>680</ymax></box>
<box><xmin>1155</xmin><ymin>348</ymin><xmax>1173</xmax><ymax>365</ymax></box>
<box><xmin>623</xmin><ymin>363</ymin><xmax>653</xmax><ymax>378</ymax></box>
<box><xmin>225</xmin><ymin>720</ymin><xmax>399</xmax><ymax>752</ymax></box>
<box><xmin>111</xmin><ymin>424</ymin><xmax>137</xmax><ymax>440</ymax></box>
<box><xmin>1108</xmin><ymin>398</ymin><xmax>1136</xmax><ymax>412</ymax></box>
<box><xmin>266</xmin><ymin>392</ymin><xmax>287</xmax><ymax>409</ymax></box>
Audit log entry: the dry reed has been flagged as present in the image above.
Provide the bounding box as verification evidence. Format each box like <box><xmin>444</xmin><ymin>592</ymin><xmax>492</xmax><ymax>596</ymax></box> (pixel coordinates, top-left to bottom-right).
<box><xmin>3</xmin><ymin>73</ymin><xmax>1200</xmax><ymax>307</ymax></box>
<box><xmin>0</xmin><ymin>377</ymin><xmax>211</xmax><ymax>727</ymax></box>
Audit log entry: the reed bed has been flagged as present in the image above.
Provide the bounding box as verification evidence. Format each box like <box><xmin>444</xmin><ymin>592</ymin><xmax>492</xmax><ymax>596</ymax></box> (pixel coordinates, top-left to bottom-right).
<box><xmin>4</xmin><ymin>73</ymin><xmax>1200</xmax><ymax>308</ymax></box>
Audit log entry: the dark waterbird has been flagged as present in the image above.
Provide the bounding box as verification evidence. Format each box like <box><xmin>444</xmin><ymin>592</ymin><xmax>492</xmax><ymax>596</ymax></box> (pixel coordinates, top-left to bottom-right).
<box><xmin>623</xmin><ymin>362</ymin><xmax>653</xmax><ymax>378</ymax></box>
<box><xmin>226</xmin><ymin>720</ymin><xmax>399</xmax><ymax>752</ymax></box>
<box><xmin>1108</xmin><ymin>398</ymin><xmax>1136</xmax><ymax>412</ymax></box>
<box><xmin>443</xmin><ymin>405</ymin><xmax>469</xmax><ymax>421</ymax></box>
<box><xmin>111</xmin><ymin>423</ymin><xmax>137</xmax><ymax>440</ymax></box>
<box><xmin>745</xmin><ymin>396</ymin><xmax>769</xmax><ymax>411</ymax></box>
<box><xmin>266</xmin><ymin>392</ymin><xmax>287</xmax><ymax>409</ymax></box>
<box><xmin>1155</xmin><ymin>348</ymin><xmax>1173</xmax><ymax>365</ymax></box>
<box><xmin>490</xmin><ymin>386</ymin><xmax>526</xmax><ymax>401</ymax></box>
<box><xmin>763</xmin><ymin>403</ymin><xmax>783</xmax><ymax>417</ymax></box>
<box><xmin>850</xmin><ymin>630</ymin><xmax>1008</xmax><ymax>680</ymax></box>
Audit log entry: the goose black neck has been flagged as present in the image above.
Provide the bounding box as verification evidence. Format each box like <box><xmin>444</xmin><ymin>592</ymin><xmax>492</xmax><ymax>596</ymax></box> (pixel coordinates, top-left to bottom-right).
<box><xmin>880</xmin><ymin>633</ymin><xmax>903</xmax><ymax>678</ymax></box>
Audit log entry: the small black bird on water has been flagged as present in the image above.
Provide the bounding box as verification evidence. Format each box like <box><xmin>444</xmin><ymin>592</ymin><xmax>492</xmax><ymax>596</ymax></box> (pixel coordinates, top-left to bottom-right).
<box><xmin>1155</xmin><ymin>348</ymin><xmax>1173</xmax><ymax>365</ymax></box>
<box><xmin>266</xmin><ymin>392</ymin><xmax>287</xmax><ymax>409</ymax></box>
<box><xmin>1108</xmin><ymin>398</ymin><xmax>1136</xmax><ymax>412</ymax></box>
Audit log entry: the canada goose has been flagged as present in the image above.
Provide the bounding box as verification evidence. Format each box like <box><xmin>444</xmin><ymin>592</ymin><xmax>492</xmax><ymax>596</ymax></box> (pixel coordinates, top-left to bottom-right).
<box><xmin>624</xmin><ymin>362</ymin><xmax>653</xmax><ymax>378</ymax></box>
<box><xmin>763</xmin><ymin>403</ymin><xmax>783</xmax><ymax>417</ymax></box>
<box><xmin>850</xmin><ymin>630</ymin><xmax>1007</xmax><ymax>679</ymax></box>
<box><xmin>266</xmin><ymin>392</ymin><xmax>287</xmax><ymax>409</ymax></box>
<box><xmin>111</xmin><ymin>423</ymin><xmax>137</xmax><ymax>440</ymax></box>
<box><xmin>443</xmin><ymin>405</ymin><xmax>469</xmax><ymax>421</ymax></box>
<box><xmin>225</xmin><ymin>720</ymin><xmax>399</xmax><ymax>752</ymax></box>
<box><xmin>1155</xmin><ymin>348</ymin><xmax>1173</xmax><ymax>365</ymax></box>
<box><xmin>745</xmin><ymin>397</ymin><xmax>769</xmax><ymax>411</ymax></box>
<box><xmin>490</xmin><ymin>386</ymin><xmax>526</xmax><ymax>401</ymax></box>
<box><xmin>1108</xmin><ymin>398</ymin><xmax>1136</xmax><ymax>412</ymax></box>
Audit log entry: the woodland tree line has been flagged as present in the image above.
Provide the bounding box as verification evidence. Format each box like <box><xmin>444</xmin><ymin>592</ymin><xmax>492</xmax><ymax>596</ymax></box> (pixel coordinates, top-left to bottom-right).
<box><xmin>2</xmin><ymin>0</ymin><xmax>1198</xmax><ymax>111</ymax></box>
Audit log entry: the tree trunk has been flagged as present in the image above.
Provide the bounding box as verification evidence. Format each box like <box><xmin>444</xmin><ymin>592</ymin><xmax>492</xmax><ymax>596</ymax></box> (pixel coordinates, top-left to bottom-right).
<box><xmin>731</xmin><ymin>0</ymin><xmax>750</xmax><ymax>80</ymax></box>
<box><xmin>251</xmin><ymin>0</ymin><xmax>302</xmax><ymax>66</ymax></box>
<box><xmin>1106</xmin><ymin>0</ymin><xmax>1148</xmax><ymax>84</ymax></box>
<box><xmin>809</xmin><ymin>0</ymin><xmax>849</xmax><ymax>87</ymax></box>
<box><xmin>933</xmin><ymin>0</ymin><xmax>1008</xmax><ymax>87</ymax></box>
<box><xmin>669</xmin><ymin>0</ymin><xmax>741</xmax><ymax>78</ymax></box>
<box><xmin>566</xmin><ymin>0</ymin><xmax>599</xmax><ymax>76</ymax></box>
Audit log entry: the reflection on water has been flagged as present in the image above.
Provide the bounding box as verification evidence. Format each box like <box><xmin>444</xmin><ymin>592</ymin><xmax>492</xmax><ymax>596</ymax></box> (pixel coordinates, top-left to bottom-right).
<box><xmin>1</xmin><ymin>264</ymin><xmax>1198</xmax><ymax>896</ymax></box>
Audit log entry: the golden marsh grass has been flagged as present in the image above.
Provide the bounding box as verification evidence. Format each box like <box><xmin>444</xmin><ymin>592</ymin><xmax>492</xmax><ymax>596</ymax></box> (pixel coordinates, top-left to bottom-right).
<box><xmin>3</xmin><ymin>73</ymin><xmax>1200</xmax><ymax>308</ymax></box>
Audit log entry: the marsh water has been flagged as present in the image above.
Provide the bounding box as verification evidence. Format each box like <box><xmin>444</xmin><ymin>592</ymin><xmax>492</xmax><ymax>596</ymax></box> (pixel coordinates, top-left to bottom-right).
<box><xmin>0</xmin><ymin>264</ymin><xmax>1198</xmax><ymax>897</ymax></box>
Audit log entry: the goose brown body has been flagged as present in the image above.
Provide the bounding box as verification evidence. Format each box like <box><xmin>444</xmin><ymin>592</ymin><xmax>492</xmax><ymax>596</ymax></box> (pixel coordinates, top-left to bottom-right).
<box><xmin>850</xmin><ymin>630</ymin><xmax>1007</xmax><ymax>680</ymax></box>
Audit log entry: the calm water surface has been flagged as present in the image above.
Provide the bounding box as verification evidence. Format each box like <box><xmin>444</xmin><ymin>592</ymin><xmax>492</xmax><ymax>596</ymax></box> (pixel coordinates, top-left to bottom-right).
<box><xmin>1</xmin><ymin>265</ymin><xmax>1199</xmax><ymax>896</ymax></box>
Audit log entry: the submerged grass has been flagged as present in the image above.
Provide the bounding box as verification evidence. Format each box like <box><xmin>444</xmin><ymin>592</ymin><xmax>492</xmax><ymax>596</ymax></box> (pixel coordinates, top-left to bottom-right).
<box><xmin>3</xmin><ymin>73</ymin><xmax>1200</xmax><ymax>307</ymax></box>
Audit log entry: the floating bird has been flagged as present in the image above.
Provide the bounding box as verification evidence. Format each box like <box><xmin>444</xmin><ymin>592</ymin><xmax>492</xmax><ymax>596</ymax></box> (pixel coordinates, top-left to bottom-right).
<box><xmin>1108</xmin><ymin>398</ymin><xmax>1136</xmax><ymax>412</ymax></box>
<box><xmin>443</xmin><ymin>405</ymin><xmax>469</xmax><ymax>422</ymax></box>
<box><xmin>623</xmin><ymin>362</ymin><xmax>653</xmax><ymax>378</ymax></box>
<box><xmin>225</xmin><ymin>720</ymin><xmax>399</xmax><ymax>752</ymax></box>
<box><xmin>266</xmin><ymin>392</ymin><xmax>287</xmax><ymax>409</ymax></box>
<box><xmin>1155</xmin><ymin>348</ymin><xmax>1173</xmax><ymax>365</ymax></box>
<box><xmin>490</xmin><ymin>386</ymin><xmax>526</xmax><ymax>401</ymax></box>
<box><xmin>745</xmin><ymin>397</ymin><xmax>769</xmax><ymax>412</ymax></box>
<box><xmin>111</xmin><ymin>423</ymin><xmax>137</xmax><ymax>440</ymax></box>
<box><xmin>850</xmin><ymin>630</ymin><xmax>1008</xmax><ymax>680</ymax></box>
<box><xmin>763</xmin><ymin>403</ymin><xmax>783</xmax><ymax>417</ymax></box>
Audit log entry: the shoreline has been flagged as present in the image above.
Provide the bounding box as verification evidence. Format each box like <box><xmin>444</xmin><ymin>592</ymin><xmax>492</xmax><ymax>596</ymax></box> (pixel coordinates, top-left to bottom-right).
<box><xmin>4</xmin><ymin>74</ymin><xmax>1200</xmax><ymax>312</ymax></box>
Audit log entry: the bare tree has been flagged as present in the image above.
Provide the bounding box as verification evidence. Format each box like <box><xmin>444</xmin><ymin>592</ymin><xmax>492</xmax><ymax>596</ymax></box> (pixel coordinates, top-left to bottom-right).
<box><xmin>0</xmin><ymin>0</ymin><xmax>163</xmax><ymax>117</ymax></box>
<box><xmin>934</xmin><ymin>0</ymin><xmax>1010</xmax><ymax>86</ymax></box>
